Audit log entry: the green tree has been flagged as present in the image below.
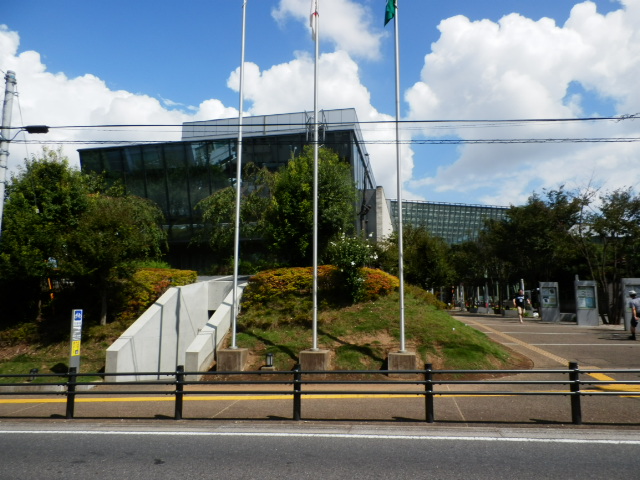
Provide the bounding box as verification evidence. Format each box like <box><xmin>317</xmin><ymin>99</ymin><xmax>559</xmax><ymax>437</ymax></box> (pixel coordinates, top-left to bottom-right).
<box><xmin>450</xmin><ymin>240</ymin><xmax>492</xmax><ymax>307</ymax></box>
<box><xmin>0</xmin><ymin>148</ymin><xmax>91</xmax><ymax>325</ymax></box>
<box><xmin>195</xmin><ymin>163</ymin><xmax>271</xmax><ymax>269</ymax></box>
<box><xmin>571</xmin><ymin>187</ymin><xmax>640</xmax><ymax>324</ymax></box>
<box><xmin>0</xmin><ymin>148</ymin><xmax>89</xmax><ymax>281</ymax></box>
<box><xmin>397</xmin><ymin>225</ymin><xmax>454</xmax><ymax>291</ymax></box>
<box><xmin>0</xmin><ymin>148</ymin><xmax>166</xmax><ymax>327</ymax></box>
<box><xmin>482</xmin><ymin>188</ymin><xmax>582</xmax><ymax>288</ymax></box>
<box><xmin>264</xmin><ymin>146</ymin><xmax>357</xmax><ymax>266</ymax></box>
<box><xmin>67</xmin><ymin>193</ymin><xmax>167</xmax><ymax>325</ymax></box>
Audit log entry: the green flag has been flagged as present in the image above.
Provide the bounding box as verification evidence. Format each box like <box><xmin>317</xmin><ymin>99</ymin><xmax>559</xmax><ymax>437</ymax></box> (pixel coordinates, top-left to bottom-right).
<box><xmin>384</xmin><ymin>0</ymin><xmax>396</xmax><ymax>26</ymax></box>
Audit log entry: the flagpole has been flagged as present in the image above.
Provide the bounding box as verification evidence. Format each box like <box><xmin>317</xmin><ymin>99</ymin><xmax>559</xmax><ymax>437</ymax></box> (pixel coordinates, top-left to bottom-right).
<box><xmin>311</xmin><ymin>0</ymin><xmax>319</xmax><ymax>351</ymax></box>
<box><xmin>393</xmin><ymin>0</ymin><xmax>406</xmax><ymax>352</ymax></box>
<box><xmin>231</xmin><ymin>0</ymin><xmax>247</xmax><ymax>350</ymax></box>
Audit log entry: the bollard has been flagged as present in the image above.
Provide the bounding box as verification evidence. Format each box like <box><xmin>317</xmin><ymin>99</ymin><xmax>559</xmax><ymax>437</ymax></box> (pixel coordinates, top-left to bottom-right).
<box><xmin>65</xmin><ymin>367</ymin><xmax>77</xmax><ymax>419</ymax></box>
<box><xmin>569</xmin><ymin>361</ymin><xmax>582</xmax><ymax>425</ymax></box>
<box><xmin>175</xmin><ymin>365</ymin><xmax>185</xmax><ymax>420</ymax></box>
<box><xmin>293</xmin><ymin>364</ymin><xmax>302</xmax><ymax>421</ymax></box>
<box><xmin>424</xmin><ymin>363</ymin><xmax>435</xmax><ymax>423</ymax></box>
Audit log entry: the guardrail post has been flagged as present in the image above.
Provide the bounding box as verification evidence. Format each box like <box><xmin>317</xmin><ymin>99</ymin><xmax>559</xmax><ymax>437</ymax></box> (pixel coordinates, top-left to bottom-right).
<box><xmin>424</xmin><ymin>363</ymin><xmax>435</xmax><ymax>423</ymax></box>
<box><xmin>293</xmin><ymin>364</ymin><xmax>302</xmax><ymax>421</ymax></box>
<box><xmin>65</xmin><ymin>367</ymin><xmax>77</xmax><ymax>419</ymax></box>
<box><xmin>175</xmin><ymin>365</ymin><xmax>184</xmax><ymax>420</ymax></box>
<box><xmin>569</xmin><ymin>361</ymin><xmax>582</xmax><ymax>425</ymax></box>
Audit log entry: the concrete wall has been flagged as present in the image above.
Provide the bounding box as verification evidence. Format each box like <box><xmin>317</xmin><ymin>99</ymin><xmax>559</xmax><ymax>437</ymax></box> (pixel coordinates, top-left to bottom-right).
<box><xmin>105</xmin><ymin>279</ymin><xmax>238</xmax><ymax>382</ymax></box>
<box><xmin>375</xmin><ymin>186</ymin><xmax>394</xmax><ymax>240</ymax></box>
<box><xmin>184</xmin><ymin>283</ymin><xmax>247</xmax><ymax>380</ymax></box>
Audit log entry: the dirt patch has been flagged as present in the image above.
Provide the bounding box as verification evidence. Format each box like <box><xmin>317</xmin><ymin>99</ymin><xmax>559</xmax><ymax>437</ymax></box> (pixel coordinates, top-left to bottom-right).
<box><xmin>209</xmin><ymin>332</ymin><xmax>534</xmax><ymax>383</ymax></box>
<box><xmin>0</xmin><ymin>344</ymin><xmax>37</xmax><ymax>361</ymax></box>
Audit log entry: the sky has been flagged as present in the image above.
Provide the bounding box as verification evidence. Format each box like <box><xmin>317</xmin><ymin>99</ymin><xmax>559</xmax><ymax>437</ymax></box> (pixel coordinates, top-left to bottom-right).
<box><xmin>2</xmin><ymin>0</ymin><xmax>639</xmax><ymax>207</ymax></box>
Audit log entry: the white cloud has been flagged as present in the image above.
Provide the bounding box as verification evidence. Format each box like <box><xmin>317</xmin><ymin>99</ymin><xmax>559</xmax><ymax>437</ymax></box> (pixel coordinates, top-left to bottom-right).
<box><xmin>404</xmin><ymin>0</ymin><xmax>640</xmax><ymax>205</ymax></box>
<box><xmin>0</xmin><ymin>26</ymin><xmax>188</xmax><ymax>170</ymax></box>
<box><xmin>272</xmin><ymin>0</ymin><xmax>384</xmax><ymax>60</ymax></box>
<box><xmin>0</xmin><ymin>24</ymin><xmax>244</xmax><ymax>174</ymax></box>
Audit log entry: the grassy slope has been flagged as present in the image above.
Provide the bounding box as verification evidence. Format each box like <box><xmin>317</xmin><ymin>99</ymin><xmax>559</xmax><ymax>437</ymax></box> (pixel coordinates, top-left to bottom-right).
<box><xmin>1</xmin><ymin>270</ymin><xmax>531</xmax><ymax>382</ymax></box>
<box><xmin>236</xmin><ymin>284</ymin><xmax>531</xmax><ymax>372</ymax></box>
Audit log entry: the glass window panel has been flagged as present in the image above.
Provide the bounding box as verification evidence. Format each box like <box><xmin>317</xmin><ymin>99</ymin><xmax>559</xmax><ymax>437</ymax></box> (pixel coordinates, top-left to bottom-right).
<box><xmin>142</xmin><ymin>145</ymin><xmax>168</xmax><ymax>214</ymax></box>
<box><xmin>163</xmin><ymin>144</ymin><xmax>191</xmax><ymax>225</ymax></box>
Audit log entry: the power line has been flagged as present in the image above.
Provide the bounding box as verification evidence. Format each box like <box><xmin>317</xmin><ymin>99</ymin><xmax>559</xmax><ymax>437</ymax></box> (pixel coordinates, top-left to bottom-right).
<box><xmin>6</xmin><ymin>114</ymin><xmax>639</xmax><ymax>148</ymax></box>
<box><xmin>11</xmin><ymin>137</ymin><xmax>640</xmax><ymax>146</ymax></box>
<box><xmin>5</xmin><ymin>112</ymin><xmax>640</xmax><ymax>132</ymax></box>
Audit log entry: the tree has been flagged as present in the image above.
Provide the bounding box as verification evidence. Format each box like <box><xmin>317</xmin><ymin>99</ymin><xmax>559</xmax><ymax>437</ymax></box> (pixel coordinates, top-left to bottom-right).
<box><xmin>571</xmin><ymin>187</ymin><xmax>640</xmax><ymax>324</ymax></box>
<box><xmin>482</xmin><ymin>188</ymin><xmax>582</xmax><ymax>288</ymax></box>
<box><xmin>0</xmin><ymin>148</ymin><xmax>91</xmax><ymax>325</ymax></box>
<box><xmin>0</xmin><ymin>148</ymin><xmax>166</xmax><ymax>327</ymax></box>
<box><xmin>0</xmin><ymin>148</ymin><xmax>89</xmax><ymax>281</ymax></box>
<box><xmin>385</xmin><ymin>225</ymin><xmax>454</xmax><ymax>291</ymax></box>
<box><xmin>324</xmin><ymin>232</ymin><xmax>379</xmax><ymax>303</ymax></box>
<box><xmin>450</xmin><ymin>239</ymin><xmax>495</xmax><ymax>307</ymax></box>
<box><xmin>264</xmin><ymin>146</ymin><xmax>357</xmax><ymax>266</ymax></box>
<box><xmin>67</xmin><ymin>193</ymin><xmax>167</xmax><ymax>325</ymax></box>
<box><xmin>195</xmin><ymin>163</ymin><xmax>271</xmax><ymax>268</ymax></box>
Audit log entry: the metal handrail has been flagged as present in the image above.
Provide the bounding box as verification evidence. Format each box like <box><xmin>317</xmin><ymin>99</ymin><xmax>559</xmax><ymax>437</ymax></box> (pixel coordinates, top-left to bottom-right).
<box><xmin>2</xmin><ymin>362</ymin><xmax>640</xmax><ymax>424</ymax></box>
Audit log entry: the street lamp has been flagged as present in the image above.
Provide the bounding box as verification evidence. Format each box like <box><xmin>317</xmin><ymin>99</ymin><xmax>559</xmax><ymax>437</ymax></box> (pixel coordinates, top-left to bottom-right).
<box><xmin>23</xmin><ymin>125</ymin><xmax>50</xmax><ymax>135</ymax></box>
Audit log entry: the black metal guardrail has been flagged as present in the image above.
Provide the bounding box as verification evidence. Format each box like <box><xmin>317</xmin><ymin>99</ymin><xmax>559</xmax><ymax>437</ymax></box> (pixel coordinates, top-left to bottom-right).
<box><xmin>1</xmin><ymin>362</ymin><xmax>640</xmax><ymax>424</ymax></box>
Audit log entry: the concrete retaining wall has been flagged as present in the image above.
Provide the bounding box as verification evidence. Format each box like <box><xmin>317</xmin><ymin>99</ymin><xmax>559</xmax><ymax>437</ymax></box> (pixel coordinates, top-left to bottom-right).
<box><xmin>185</xmin><ymin>283</ymin><xmax>247</xmax><ymax>380</ymax></box>
<box><xmin>105</xmin><ymin>279</ymin><xmax>241</xmax><ymax>382</ymax></box>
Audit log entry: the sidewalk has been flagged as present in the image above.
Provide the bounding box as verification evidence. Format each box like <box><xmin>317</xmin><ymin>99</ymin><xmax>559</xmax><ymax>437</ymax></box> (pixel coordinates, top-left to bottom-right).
<box><xmin>1</xmin><ymin>313</ymin><xmax>639</xmax><ymax>428</ymax></box>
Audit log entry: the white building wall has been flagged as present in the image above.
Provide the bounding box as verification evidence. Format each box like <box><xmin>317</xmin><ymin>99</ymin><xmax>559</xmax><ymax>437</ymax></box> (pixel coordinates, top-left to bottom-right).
<box><xmin>376</xmin><ymin>186</ymin><xmax>394</xmax><ymax>240</ymax></box>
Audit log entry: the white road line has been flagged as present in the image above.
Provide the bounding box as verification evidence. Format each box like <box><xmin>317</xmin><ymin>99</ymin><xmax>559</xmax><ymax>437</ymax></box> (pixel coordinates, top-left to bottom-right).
<box><xmin>1</xmin><ymin>429</ymin><xmax>639</xmax><ymax>444</ymax></box>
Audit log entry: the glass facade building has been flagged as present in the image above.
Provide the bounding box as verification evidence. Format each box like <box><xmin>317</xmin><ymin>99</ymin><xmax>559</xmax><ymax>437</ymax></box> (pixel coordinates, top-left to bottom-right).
<box><xmin>389</xmin><ymin>199</ymin><xmax>509</xmax><ymax>244</ymax></box>
<box><xmin>79</xmin><ymin>109</ymin><xmax>377</xmax><ymax>267</ymax></box>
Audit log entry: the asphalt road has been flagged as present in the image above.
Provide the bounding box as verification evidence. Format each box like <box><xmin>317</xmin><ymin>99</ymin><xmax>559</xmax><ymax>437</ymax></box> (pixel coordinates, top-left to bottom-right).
<box><xmin>1</xmin><ymin>423</ymin><xmax>639</xmax><ymax>480</ymax></box>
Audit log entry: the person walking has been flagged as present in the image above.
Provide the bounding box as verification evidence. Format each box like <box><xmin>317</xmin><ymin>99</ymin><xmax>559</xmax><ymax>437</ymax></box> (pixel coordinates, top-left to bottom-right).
<box><xmin>628</xmin><ymin>290</ymin><xmax>640</xmax><ymax>340</ymax></box>
<box><xmin>513</xmin><ymin>289</ymin><xmax>530</xmax><ymax>323</ymax></box>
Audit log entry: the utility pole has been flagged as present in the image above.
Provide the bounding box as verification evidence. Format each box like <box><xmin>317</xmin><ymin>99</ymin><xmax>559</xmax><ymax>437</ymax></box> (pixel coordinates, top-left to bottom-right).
<box><xmin>0</xmin><ymin>70</ymin><xmax>17</xmax><ymax>237</ymax></box>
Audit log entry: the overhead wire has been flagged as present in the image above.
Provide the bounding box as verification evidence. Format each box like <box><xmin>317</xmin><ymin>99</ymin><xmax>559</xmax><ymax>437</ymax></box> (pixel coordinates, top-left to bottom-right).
<box><xmin>7</xmin><ymin>113</ymin><xmax>640</xmax><ymax>147</ymax></box>
<box><xmin>14</xmin><ymin>88</ymin><xmax>32</xmax><ymax>160</ymax></box>
<box><xmin>7</xmin><ymin>112</ymin><xmax>639</xmax><ymax>131</ymax></box>
<box><xmin>11</xmin><ymin>137</ymin><xmax>640</xmax><ymax>146</ymax></box>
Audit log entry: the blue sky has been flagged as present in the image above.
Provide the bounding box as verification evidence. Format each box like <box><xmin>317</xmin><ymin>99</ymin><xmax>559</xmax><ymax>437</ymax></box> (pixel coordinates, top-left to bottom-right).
<box><xmin>2</xmin><ymin>0</ymin><xmax>638</xmax><ymax>206</ymax></box>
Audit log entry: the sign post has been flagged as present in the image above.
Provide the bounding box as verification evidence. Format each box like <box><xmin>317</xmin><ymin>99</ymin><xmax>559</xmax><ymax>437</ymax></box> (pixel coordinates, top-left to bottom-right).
<box><xmin>574</xmin><ymin>279</ymin><xmax>599</xmax><ymax>326</ymax></box>
<box><xmin>539</xmin><ymin>282</ymin><xmax>560</xmax><ymax>322</ymax></box>
<box><xmin>69</xmin><ymin>309</ymin><xmax>83</xmax><ymax>370</ymax></box>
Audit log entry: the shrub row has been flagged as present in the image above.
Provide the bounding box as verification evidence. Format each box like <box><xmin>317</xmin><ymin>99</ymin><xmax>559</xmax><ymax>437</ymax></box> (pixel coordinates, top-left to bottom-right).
<box><xmin>241</xmin><ymin>265</ymin><xmax>399</xmax><ymax>311</ymax></box>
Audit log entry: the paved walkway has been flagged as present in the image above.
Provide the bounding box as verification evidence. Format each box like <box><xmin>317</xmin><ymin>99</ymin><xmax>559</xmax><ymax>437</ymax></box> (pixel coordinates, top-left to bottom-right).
<box><xmin>1</xmin><ymin>313</ymin><xmax>640</xmax><ymax>428</ymax></box>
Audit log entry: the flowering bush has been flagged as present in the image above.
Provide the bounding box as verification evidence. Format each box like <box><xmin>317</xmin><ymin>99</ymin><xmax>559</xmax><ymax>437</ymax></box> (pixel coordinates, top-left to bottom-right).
<box><xmin>241</xmin><ymin>265</ymin><xmax>337</xmax><ymax>309</ymax></box>
<box><xmin>242</xmin><ymin>265</ymin><xmax>398</xmax><ymax>310</ymax></box>
<box><xmin>361</xmin><ymin>267</ymin><xmax>399</xmax><ymax>300</ymax></box>
<box><xmin>325</xmin><ymin>233</ymin><xmax>379</xmax><ymax>303</ymax></box>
